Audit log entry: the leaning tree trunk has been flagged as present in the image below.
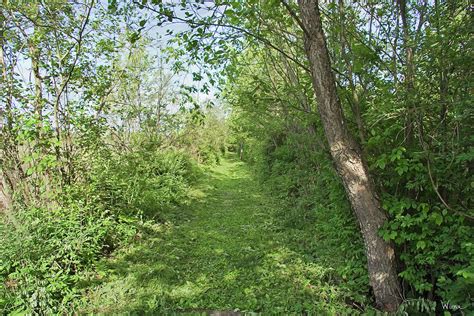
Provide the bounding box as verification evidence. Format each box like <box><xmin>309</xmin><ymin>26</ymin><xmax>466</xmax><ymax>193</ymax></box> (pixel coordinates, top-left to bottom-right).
<box><xmin>297</xmin><ymin>0</ymin><xmax>402</xmax><ymax>312</ymax></box>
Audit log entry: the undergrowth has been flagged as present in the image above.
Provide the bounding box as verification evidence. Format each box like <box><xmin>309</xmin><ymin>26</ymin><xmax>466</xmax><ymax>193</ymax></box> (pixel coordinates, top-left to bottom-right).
<box><xmin>0</xmin><ymin>147</ymin><xmax>200</xmax><ymax>314</ymax></box>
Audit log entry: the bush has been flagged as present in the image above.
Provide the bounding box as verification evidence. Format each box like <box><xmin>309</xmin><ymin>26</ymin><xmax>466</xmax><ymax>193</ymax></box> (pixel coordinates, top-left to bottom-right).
<box><xmin>0</xmin><ymin>204</ymin><xmax>126</xmax><ymax>314</ymax></box>
<box><xmin>372</xmin><ymin>146</ymin><xmax>474</xmax><ymax>310</ymax></box>
<box><xmin>257</xmin><ymin>130</ymin><xmax>370</xmax><ymax>306</ymax></box>
<box><xmin>0</xmin><ymin>147</ymin><xmax>199</xmax><ymax>314</ymax></box>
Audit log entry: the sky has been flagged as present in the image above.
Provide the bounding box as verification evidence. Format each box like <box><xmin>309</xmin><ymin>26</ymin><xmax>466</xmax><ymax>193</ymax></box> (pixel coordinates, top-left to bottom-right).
<box><xmin>8</xmin><ymin>0</ymin><xmax>223</xmax><ymax>119</ymax></box>
<box><xmin>130</xmin><ymin>0</ymin><xmax>224</xmax><ymax>108</ymax></box>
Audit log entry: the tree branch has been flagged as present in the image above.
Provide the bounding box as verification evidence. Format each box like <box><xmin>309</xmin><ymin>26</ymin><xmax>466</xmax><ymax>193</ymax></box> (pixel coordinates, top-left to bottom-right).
<box><xmin>134</xmin><ymin>1</ymin><xmax>311</xmax><ymax>73</ymax></box>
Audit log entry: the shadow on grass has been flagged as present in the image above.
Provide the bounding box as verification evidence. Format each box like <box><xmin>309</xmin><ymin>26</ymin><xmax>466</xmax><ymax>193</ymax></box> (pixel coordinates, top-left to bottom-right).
<box><xmin>82</xmin><ymin>156</ymin><xmax>360</xmax><ymax>315</ymax></box>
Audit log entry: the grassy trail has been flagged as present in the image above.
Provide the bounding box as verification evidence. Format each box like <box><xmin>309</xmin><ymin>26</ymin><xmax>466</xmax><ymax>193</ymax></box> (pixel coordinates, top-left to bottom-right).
<box><xmin>85</xmin><ymin>156</ymin><xmax>354</xmax><ymax>314</ymax></box>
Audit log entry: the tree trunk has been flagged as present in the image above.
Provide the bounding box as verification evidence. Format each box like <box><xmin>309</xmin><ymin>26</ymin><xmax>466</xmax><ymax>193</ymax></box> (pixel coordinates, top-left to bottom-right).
<box><xmin>297</xmin><ymin>0</ymin><xmax>402</xmax><ymax>312</ymax></box>
<box><xmin>1</xmin><ymin>6</ymin><xmax>21</xmax><ymax>225</ymax></box>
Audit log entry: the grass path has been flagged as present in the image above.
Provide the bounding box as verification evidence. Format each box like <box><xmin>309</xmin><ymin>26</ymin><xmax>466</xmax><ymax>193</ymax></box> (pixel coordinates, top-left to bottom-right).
<box><xmin>84</xmin><ymin>156</ymin><xmax>355</xmax><ymax>314</ymax></box>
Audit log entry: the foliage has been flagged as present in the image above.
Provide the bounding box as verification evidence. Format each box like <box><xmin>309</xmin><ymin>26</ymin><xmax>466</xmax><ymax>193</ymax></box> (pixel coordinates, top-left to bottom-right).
<box><xmin>222</xmin><ymin>51</ymin><xmax>369</xmax><ymax>307</ymax></box>
<box><xmin>0</xmin><ymin>145</ymin><xmax>199</xmax><ymax>314</ymax></box>
<box><xmin>82</xmin><ymin>158</ymin><xmax>360</xmax><ymax>315</ymax></box>
<box><xmin>81</xmin><ymin>147</ymin><xmax>198</xmax><ymax>220</ymax></box>
<box><xmin>373</xmin><ymin>147</ymin><xmax>474</xmax><ymax>307</ymax></box>
<box><xmin>218</xmin><ymin>0</ymin><xmax>473</xmax><ymax>312</ymax></box>
<box><xmin>1</xmin><ymin>204</ymin><xmax>122</xmax><ymax>314</ymax></box>
<box><xmin>1</xmin><ymin>0</ymin><xmax>473</xmax><ymax>314</ymax></box>
<box><xmin>177</xmin><ymin>109</ymin><xmax>228</xmax><ymax>165</ymax></box>
<box><xmin>260</xmin><ymin>131</ymin><xmax>370</xmax><ymax>304</ymax></box>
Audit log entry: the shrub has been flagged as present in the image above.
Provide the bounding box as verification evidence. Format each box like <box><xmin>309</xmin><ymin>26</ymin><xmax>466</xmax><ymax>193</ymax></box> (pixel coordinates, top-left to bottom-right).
<box><xmin>372</xmin><ymin>146</ymin><xmax>474</xmax><ymax>310</ymax></box>
<box><xmin>0</xmin><ymin>204</ymin><xmax>127</xmax><ymax>314</ymax></box>
<box><xmin>0</xmin><ymin>147</ymin><xmax>199</xmax><ymax>314</ymax></box>
<box><xmin>258</xmin><ymin>130</ymin><xmax>370</xmax><ymax>306</ymax></box>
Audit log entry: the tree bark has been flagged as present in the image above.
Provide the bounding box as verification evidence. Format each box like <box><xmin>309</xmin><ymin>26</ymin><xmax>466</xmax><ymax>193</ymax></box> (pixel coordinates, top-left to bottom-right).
<box><xmin>0</xmin><ymin>6</ymin><xmax>22</xmax><ymax>224</ymax></box>
<box><xmin>296</xmin><ymin>0</ymin><xmax>402</xmax><ymax>312</ymax></box>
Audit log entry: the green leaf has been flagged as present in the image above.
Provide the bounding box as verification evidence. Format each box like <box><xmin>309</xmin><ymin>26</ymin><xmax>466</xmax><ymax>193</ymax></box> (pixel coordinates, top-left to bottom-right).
<box><xmin>430</xmin><ymin>213</ymin><xmax>443</xmax><ymax>225</ymax></box>
<box><xmin>416</xmin><ymin>240</ymin><xmax>426</xmax><ymax>250</ymax></box>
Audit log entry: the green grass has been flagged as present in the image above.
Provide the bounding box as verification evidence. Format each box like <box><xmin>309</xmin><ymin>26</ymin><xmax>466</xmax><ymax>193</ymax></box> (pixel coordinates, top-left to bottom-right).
<box><xmin>82</xmin><ymin>155</ymin><xmax>359</xmax><ymax>314</ymax></box>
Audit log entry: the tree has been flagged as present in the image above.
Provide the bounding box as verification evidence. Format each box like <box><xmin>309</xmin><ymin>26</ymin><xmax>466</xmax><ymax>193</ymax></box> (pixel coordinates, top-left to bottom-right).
<box><xmin>296</xmin><ymin>0</ymin><xmax>402</xmax><ymax>311</ymax></box>
<box><xmin>134</xmin><ymin>0</ymin><xmax>403</xmax><ymax>311</ymax></box>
